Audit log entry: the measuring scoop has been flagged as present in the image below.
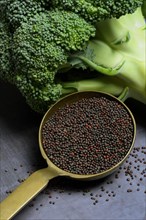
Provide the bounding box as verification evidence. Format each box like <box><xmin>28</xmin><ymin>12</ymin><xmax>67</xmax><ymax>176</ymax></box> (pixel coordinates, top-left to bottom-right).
<box><xmin>0</xmin><ymin>91</ymin><xmax>136</xmax><ymax>220</ymax></box>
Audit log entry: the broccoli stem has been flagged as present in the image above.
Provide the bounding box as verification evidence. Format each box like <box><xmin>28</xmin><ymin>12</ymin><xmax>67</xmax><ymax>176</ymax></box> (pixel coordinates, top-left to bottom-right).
<box><xmin>70</xmin><ymin>7</ymin><xmax>146</xmax><ymax>104</ymax></box>
<box><xmin>74</xmin><ymin>54</ymin><xmax>125</xmax><ymax>76</ymax></box>
<box><xmin>118</xmin><ymin>87</ymin><xmax>129</xmax><ymax>102</ymax></box>
<box><xmin>61</xmin><ymin>76</ymin><xmax>126</xmax><ymax>98</ymax></box>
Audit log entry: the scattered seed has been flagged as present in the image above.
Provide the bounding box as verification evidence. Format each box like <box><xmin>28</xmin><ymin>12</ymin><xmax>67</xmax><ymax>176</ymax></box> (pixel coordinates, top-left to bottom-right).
<box><xmin>127</xmin><ymin>189</ymin><xmax>132</xmax><ymax>193</ymax></box>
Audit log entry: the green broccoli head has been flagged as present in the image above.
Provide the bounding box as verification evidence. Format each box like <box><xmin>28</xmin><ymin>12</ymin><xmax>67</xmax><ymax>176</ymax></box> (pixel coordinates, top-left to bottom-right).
<box><xmin>13</xmin><ymin>10</ymin><xmax>95</xmax><ymax>70</ymax></box>
<box><xmin>49</xmin><ymin>0</ymin><xmax>143</xmax><ymax>22</ymax></box>
<box><xmin>89</xmin><ymin>0</ymin><xmax>143</xmax><ymax>15</ymax></box>
<box><xmin>12</xmin><ymin>10</ymin><xmax>95</xmax><ymax>112</ymax></box>
<box><xmin>15</xmin><ymin>74</ymin><xmax>63</xmax><ymax>113</ymax></box>
<box><xmin>49</xmin><ymin>0</ymin><xmax>108</xmax><ymax>23</ymax></box>
<box><xmin>6</xmin><ymin>0</ymin><xmax>44</xmax><ymax>29</ymax></box>
<box><xmin>46</xmin><ymin>9</ymin><xmax>96</xmax><ymax>51</ymax></box>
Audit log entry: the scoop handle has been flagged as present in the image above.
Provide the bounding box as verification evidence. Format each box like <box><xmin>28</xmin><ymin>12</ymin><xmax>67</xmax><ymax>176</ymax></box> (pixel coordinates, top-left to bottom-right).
<box><xmin>0</xmin><ymin>167</ymin><xmax>58</xmax><ymax>220</ymax></box>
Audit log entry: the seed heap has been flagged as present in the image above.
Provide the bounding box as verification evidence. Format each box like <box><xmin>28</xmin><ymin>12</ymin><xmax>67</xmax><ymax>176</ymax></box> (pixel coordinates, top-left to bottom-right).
<box><xmin>42</xmin><ymin>96</ymin><xmax>134</xmax><ymax>175</ymax></box>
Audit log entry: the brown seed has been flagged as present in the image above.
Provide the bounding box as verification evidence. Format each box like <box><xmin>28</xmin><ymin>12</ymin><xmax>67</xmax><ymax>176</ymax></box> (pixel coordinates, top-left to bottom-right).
<box><xmin>127</xmin><ymin>189</ymin><xmax>132</xmax><ymax>193</ymax></box>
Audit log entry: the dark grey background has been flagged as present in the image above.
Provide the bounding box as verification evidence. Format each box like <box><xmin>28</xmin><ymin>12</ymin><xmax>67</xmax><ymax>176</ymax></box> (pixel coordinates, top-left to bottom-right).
<box><xmin>0</xmin><ymin>81</ymin><xmax>146</xmax><ymax>220</ymax></box>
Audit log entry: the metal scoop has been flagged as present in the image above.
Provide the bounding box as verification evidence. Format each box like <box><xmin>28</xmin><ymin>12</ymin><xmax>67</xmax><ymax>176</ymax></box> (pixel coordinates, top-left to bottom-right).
<box><xmin>0</xmin><ymin>91</ymin><xmax>136</xmax><ymax>220</ymax></box>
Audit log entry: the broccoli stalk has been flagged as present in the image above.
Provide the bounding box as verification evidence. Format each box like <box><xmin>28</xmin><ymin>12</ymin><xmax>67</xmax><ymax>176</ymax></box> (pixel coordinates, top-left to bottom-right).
<box><xmin>61</xmin><ymin>76</ymin><xmax>127</xmax><ymax>99</ymax></box>
<box><xmin>65</xmin><ymin>7</ymin><xmax>146</xmax><ymax>104</ymax></box>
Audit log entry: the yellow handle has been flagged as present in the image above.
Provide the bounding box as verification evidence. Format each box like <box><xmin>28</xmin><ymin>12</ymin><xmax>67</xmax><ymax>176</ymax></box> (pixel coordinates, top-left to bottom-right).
<box><xmin>0</xmin><ymin>167</ymin><xmax>58</xmax><ymax>220</ymax></box>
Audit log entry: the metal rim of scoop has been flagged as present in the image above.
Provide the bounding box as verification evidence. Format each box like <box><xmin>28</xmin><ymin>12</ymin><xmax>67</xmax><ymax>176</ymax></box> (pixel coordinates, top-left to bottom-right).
<box><xmin>38</xmin><ymin>91</ymin><xmax>136</xmax><ymax>181</ymax></box>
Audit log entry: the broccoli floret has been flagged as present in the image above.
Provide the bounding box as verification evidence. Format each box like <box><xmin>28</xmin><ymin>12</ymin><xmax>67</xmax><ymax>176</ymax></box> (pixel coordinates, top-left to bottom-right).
<box><xmin>13</xmin><ymin>10</ymin><xmax>95</xmax><ymax>71</ymax></box>
<box><xmin>0</xmin><ymin>21</ymin><xmax>13</xmax><ymax>82</ymax></box>
<box><xmin>49</xmin><ymin>0</ymin><xmax>100</xmax><ymax>22</ymax></box>
<box><xmin>49</xmin><ymin>0</ymin><xmax>143</xmax><ymax>22</ymax></box>
<box><xmin>6</xmin><ymin>0</ymin><xmax>44</xmax><ymax>29</ymax></box>
<box><xmin>46</xmin><ymin>9</ymin><xmax>95</xmax><ymax>51</ymax></box>
<box><xmin>13</xmin><ymin>14</ymin><xmax>68</xmax><ymax>74</ymax></box>
<box><xmin>89</xmin><ymin>0</ymin><xmax>143</xmax><ymax>17</ymax></box>
<box><xmin>15</xmin><ymin>73</ymin><xmax>63</xmax><ymax>113</ymax></box>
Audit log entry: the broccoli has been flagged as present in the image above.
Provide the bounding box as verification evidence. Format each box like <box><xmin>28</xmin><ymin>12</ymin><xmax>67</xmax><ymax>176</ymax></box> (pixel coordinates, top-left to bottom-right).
<box><xmin>0</xmin><ymin>0</ymin><xmax>145</xmax><ymax>113</ymax></box>
<box><xmin>11</xmin><ymin>10</ymin><xmax>95</xmax><ymax>112</ymax></box>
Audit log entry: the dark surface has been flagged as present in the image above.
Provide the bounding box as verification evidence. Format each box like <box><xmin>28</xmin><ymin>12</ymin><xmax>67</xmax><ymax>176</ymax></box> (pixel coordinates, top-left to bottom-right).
<box><xmin>0</xmin><ymin>81</ymin><xmax>146</xmax><ymax>220</ymax></box>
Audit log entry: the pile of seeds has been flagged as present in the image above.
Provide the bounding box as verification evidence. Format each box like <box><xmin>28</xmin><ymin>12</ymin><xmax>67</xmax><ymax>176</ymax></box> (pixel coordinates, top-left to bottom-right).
<box><xmin>42</xmin><ymin>96</ymin><xmax>134</xmax><ymax>175</ymax></box>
